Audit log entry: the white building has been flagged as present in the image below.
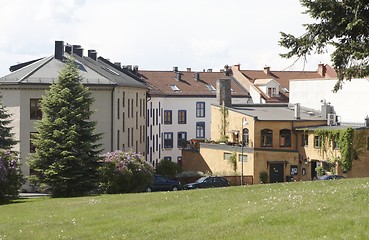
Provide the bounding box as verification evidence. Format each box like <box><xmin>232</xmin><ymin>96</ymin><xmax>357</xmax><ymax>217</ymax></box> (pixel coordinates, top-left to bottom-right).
<box><xmin>289</xmin><ymin>78</ymin><xmax>369</xmax><ymax>123</ymax></box>
<box><xmin>0</xmin><ymin>41</ymin><xmax>148</xmax><ymax>190</ymax></box>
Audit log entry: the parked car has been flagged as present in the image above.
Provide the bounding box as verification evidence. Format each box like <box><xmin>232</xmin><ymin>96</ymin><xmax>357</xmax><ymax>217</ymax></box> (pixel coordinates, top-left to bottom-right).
<box><xmin>317</xmin><ymin>174</ymin><xmax>345</xmax><ymax>180</ymax></box>
<box><xmin>184</xmin><ymin>176</ymin><xmax>229</xmax><ymax>190</ymax></box>
<box><xmin>146</xmin><ymin>175</ymin><xmax>181</xmax><ymax>192</ymax></box>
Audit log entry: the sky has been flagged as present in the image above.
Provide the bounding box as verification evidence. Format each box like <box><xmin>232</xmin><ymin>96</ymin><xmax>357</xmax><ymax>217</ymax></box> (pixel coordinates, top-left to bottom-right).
<box><xmin>0</xmin><ymin>0</ymin><xmax>332</xmax><ymax>77</ymax></box>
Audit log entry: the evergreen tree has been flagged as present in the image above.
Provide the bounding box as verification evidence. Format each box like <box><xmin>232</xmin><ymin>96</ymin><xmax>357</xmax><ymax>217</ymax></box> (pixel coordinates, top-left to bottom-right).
<box><xmin>0</xmin><ymin>98</ymin><xmax>18</xmax><ymax>150</ymax></box>
<box><xmin>279</xmin><ymin>0</ymin><xmax>369</xmax><ymax>91</ymax></box>
<box><xmin>29</xmin><ymin>59</ymin><xmax>102</xmax><ymax>197</ymax></box>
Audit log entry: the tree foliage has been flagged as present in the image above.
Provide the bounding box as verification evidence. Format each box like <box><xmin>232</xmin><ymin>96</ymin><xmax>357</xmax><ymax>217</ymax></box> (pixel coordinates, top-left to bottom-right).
<box><xmin>155</xmin><ymin>159</ymin><xmax>181</xmax><ymax>179</ymax></box>
<box><xmin>29</xmin><ymin>59</ymin><xmax>102</xmax><ymax>197</ymax></box>
<box><xmin>0</xmin><ymin>98</ymin><xmax>18</xmax><ymax>150</ymax></box>
<box><xmin>279</xmin><ymin>0</ymin><xmax>369</xmax><ymax>91</ymax></box>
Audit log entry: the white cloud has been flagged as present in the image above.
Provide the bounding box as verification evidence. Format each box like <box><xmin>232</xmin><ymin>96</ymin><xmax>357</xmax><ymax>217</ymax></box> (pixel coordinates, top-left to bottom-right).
<box><xmin>0</xmin><ymin>0</ymin><xmax>332</xmax><ymax>76</ymax></box>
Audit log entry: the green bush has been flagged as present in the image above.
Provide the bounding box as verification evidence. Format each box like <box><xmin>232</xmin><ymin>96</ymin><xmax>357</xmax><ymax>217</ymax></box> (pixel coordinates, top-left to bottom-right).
<box><xmin>155</xmin><ymin>159</ymin><xmax>180</xmax><ymax>179</ymax></box>
<box><xmin>259</xmin><ymin>171</ymin><xmax>268</xmax><ymax>184</ymax></box>
<box><xmin>98</xmin><ymin>151</ymin><xmax>154</xmax><ymax>193</ymax></box>
<box><xmin>0</xmin><ymin>151</ymin><xmax>24</xmax><ymax>202</ymax></box>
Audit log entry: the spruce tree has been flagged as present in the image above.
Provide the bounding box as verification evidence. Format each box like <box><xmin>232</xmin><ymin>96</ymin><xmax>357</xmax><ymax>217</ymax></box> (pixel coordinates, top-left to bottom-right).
<box><xmin>29</xmin><ymin>59</ymin><xmax>102</xmax><ymax>197</ymax></box>
<box><xmin>0</xmin><ymin>97</ymin><xmax>18</xmax><ymax>150</ymax></box>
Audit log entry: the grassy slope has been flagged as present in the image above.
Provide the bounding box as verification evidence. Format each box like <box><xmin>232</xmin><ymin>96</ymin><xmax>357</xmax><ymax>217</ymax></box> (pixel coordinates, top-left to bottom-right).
<box><xmin>1</xmin><ymin>178</ymin><xmax>369</xmax><ymax>240</ymax></box>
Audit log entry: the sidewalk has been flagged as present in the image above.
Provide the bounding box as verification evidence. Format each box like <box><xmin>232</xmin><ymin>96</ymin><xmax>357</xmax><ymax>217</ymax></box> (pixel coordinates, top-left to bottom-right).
<box><xmin>19</xmin><ymin>193</ymin><xmax>50</xmax><ymax>198</ymax></box>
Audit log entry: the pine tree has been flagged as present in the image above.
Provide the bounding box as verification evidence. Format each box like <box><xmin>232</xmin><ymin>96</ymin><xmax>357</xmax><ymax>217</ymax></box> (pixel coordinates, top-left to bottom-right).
<box><xmin>0</xmin><ymin>98</ymin><xmax>18</xmax><ymax>150</ymax></box>
<box><xmin>29</xmin><ymin>59</ymin><xmax>102</xmax><ymax>197</ymax></box>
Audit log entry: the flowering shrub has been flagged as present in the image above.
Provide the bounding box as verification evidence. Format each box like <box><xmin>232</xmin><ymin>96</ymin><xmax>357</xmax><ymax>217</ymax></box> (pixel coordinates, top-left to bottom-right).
<box><xmin>0</xmin><ymin>151</ymin><xmax>24</xmax><ymax>202</ymax></box>
<box><xmin>98</xmin><ymin>151</ymin><xmax>154</xmax><ymax>193</ymax></box>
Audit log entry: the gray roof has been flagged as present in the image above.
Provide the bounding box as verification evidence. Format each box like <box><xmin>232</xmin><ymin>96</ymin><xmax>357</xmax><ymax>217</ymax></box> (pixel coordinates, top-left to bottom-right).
<box><xmin>228</xmin><ymin>103</ymin><xmax>326</xmax><ymax>121</ymax></box>
<box><xmin>295</xmin><ymin>124</ymin><xmax>367</xmax><ymax>131</ymax></box>
<box><xmin>0</xmin><ymin>53</ymin><xmax>147</xmax><ymax>89</ymax></box>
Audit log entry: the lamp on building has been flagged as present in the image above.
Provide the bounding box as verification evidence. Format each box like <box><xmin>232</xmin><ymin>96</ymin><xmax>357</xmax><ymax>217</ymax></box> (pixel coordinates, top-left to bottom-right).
<box><xmin>240</xmin><ymin>117</ymin><xmax>248</xmax><ymax>186</ymax></box>
<box><xmin>305</xmin><ymin>157</ymin><xmax>310</xmax><ymax>165</ymax></box>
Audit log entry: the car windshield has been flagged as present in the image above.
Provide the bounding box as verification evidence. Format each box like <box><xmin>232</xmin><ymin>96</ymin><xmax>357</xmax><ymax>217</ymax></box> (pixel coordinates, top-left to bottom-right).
<box><xmin>195</xmin><ymin>177</ymin><xmax>207</xmax><ymax>183</ymax></box>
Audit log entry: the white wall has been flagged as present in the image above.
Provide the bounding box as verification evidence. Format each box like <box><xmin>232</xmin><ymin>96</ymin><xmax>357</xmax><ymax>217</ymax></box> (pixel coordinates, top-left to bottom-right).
<box><xmin>290</xmin><ymin>78</ymin><xmax>369</xmax><ymax>123</ymax></box>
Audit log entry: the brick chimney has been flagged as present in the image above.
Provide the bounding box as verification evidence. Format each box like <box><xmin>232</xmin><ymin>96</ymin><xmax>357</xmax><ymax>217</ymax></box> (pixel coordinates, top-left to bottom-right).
<box><xmin>216</xmin><ymin>78</ymin><xmax>232</xmax><ymax>107</ymax></box>
<box><xmin>263</xmin><ymin>66</ymin><xmax>271</xmax><ymax>75</ymax></box>
<box><xmin>318</xmin><ymin>63</ymin><xmax>326</xmax><ymax>77</ymax></box>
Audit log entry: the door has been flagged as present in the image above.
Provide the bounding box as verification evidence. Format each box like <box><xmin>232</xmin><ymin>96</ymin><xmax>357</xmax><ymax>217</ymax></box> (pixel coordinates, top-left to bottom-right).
<box><xmin>269</xmin><ymin>163</ymin><xmax>284</xmax><ymax>183</ymax></box>
<box><xmin>311</xmin><ymin>161</ymin><xmax>317</xmax><ymax>180</ymax></box>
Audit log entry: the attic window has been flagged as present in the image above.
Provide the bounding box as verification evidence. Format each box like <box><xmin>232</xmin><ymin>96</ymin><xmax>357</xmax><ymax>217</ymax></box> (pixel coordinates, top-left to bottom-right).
<box><xmin>206</xmin><ymin>84</ymin><xmax>216</xmax><ymax>92</ymax></box>
<box><xmin>170</xmin><ymin>84</ymin><xmax>181</xmax><ymax>91</ymax></box>
<box><xmin>281</xmin><ymin>86</ymin><xmax>289</xmax><ymax>93</ymax></box>
<box><xmin>102</xmin><ymin>67</ymin><xmax>120</xmax><ymax>76</ymax></box>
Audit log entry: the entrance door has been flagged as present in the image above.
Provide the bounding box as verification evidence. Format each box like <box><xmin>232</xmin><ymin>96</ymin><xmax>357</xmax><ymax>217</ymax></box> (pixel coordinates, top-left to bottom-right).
<box><xmin>311</xmin><ymin>161</ymin><xmax>317</xmax><ymax>180</ymax></box>
<box><xmin>269</xmin><ymin>163</ymin><xmax>284</xmax><ymax>183</ymax></box>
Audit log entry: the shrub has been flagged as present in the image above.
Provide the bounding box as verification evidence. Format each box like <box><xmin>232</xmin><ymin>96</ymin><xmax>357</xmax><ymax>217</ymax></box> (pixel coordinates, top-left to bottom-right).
<box><xmin>0</xmin><ymin>151</ymin><xmax>24</xmax><ymax>202</ymax></box>
<box><xmin>259</xmin><ymin>171</ymin><xmax>268</xmax><ymax>184</ymax></box>
<box><xmin>155</xmin><ymin>159</ymin><xmax>181</xmax><ymax>179</ymax></box>
<box><xmin>98</xmin><ymin>151</ymin><xmax>154</xmax><ymax>194</ymax></box>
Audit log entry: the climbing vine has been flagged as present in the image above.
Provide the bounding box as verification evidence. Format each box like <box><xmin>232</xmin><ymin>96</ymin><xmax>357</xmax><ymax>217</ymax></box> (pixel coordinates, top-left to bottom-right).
<box><xmin>314</xmin><ymin>127</ymin><xmax>354</xmax><ymax>171</ymax></box>
<box><xmin>218</xmin><ymin>103</ymin><xmax>229</xmax><ymax>143</ymax></box>
<box><xmin>228</xmin><ymin>152</ymin><xmax>237</xmax><ymax>173</ymax></box>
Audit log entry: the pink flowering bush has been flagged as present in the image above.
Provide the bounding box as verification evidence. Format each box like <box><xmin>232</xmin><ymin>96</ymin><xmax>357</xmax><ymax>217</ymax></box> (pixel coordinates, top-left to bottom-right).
<box><xmin>98</xmin><ymin>150</ymin><xmax>154</xmax><ymax>193</ymax></box>
<box><xmin>0</xmin><ymin>151</ymin><xmax>24</xmax><ymax>202</ymax></box>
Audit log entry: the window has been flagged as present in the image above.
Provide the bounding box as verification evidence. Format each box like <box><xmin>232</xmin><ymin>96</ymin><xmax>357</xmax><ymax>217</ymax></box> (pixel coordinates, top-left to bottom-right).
<box><xmin>178</xmin><ymin>132</ymin><xmax>187</xmax><ymax>148</ymax></box>
<box><xmin>302</xmin><ymin>134</ymin><xmax>308</xmax><ymax>146</ymax></box>
<box><xmin>164</xmin><ymin>132</ymin><xmax>173</xmax><ymax>148</ymax></box>
<box><xmin>239</xmin><ymin>154</ymin><xmax>247</xmax><ymax>162</ymax></box>
<box><xmin>170</xmin><ymin>84</ymin><xmax>181</xmax><ymax>91</ymax></box>
<box><xmin>367</xmin><ymin>137</ymin><xmax>369</xmax><ymax>150</ymax></box>
<box><xmin>30</xmin><ymin>132</ymin><xmax>37</xmax><ymax>153</ymax></box>
<box><xmin>128</xmin><ymin>99</ymin><xmax>130</xmax><ymax>118</ymax></box>
<box><xmin>164</xmin><ymin>110</ymin><xmax>172</xmax><ymax>124</ymax></box>
<box><xmin>261</xmin><ymin>129</ymin><xmax>273</xmax><ymax>147</ymax></box>
<box><xmin>267</xmin><ymin>87</ymin><xmax>278</xmax><ymax>97</ymax></box>
<box><xmin>224</xmin><ymin>152</ymin><xmax>231</xmax><ymax>160</ymax></box>
<box><xmin>30</xmin><ymin>99</ymin><xmax>42</xmax><ymax>119</ymax></box>
<box><xmin>164</xmin><ymin>156</ymin><xmax>172</xmax><ymax>161</ymax></box>
<box><xmin>117</xmin><ymin>98</ymin><xmax>120</xmax><ymax>119</ymax></box>
<box><xmin>206</xmin><ymin>84</ymin><xmax>216</xmax><ymax>91</ymax></box>
<box><xmin>280</xmin><ymin>129</ymin><xmax>291</xmax><ymax>147</ymax></box>
<box><xmin>196</xmin><ymin>122</ymin><xmax>205</xmax><ymax>138</ymax></box>
<box><xmin>196</xmin><ymin>102</ymin><xmax>205</xmax><ymax>118</ymax></box>
<box><xmin>178</xmin><ymin>110</ymin><xmax>186</xmax><ymax>124</ymax></box>
<box><xmin>314</xmin><ymin>136</ymin><xmax>322</xmax><ymax>148</ymax></box>
<box><xmin>242</xmin><ymin>128</ymin><xmax>249</xmax><ymax>146</ymax></box>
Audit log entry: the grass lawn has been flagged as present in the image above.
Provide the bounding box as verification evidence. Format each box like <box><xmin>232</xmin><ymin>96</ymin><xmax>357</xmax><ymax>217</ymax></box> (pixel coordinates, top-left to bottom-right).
<box><xmin>1</xmin><ymin>178</ymin><xmax>369</xmax><ymax>240</ymax></box>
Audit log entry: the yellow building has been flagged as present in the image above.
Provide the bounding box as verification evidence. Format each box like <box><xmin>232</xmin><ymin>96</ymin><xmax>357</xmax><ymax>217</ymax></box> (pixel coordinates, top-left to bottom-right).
<box><xmin>182</xmin><ymin>79</ymin><xmax>369</xmax><ymax>184</ymax></box>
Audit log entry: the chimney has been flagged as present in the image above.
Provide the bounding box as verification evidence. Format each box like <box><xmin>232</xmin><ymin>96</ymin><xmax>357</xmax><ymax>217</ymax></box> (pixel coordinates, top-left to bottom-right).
<box><xmin>216</xmin><ymin>78</ymin><xmax>232</xmax><ymax>107</ymax></box>
<box><xmin>321</xmin><ymin>100</ymin><xmax>333</xmax><ymax>118</ymax></box>
<box><xmin>73</xmin><ymin>45</ymin><xmax>83</xmax><ymax>57</ymax></box>
<box><xmin>263</xmin><ymin>66</ymin><xmax>271</xmax><ymax>75</ymax></box>
<box><xmin>207</xmin><ymin>69</ymin><xmax>212</xmax><ymax>72</ymax></box>
<box><xmin>133</xmin><ymin>65</ymin><xmax>139</xmax><ymax>75</ymax></box>
<box><xmin>233</xmin><ymin>64</ymin><xmax>240</xmax><ymax>70</ymax></box>
<box><xmin>173</xmin><ymin>66</ymin><xmax>178</xmax><ymax>72</ymax></box>
<box><xmin>318</xmin><ymin>63</ymin><xmax>326</xmax><ymax>77</ymax></box>
<box><xmin>175</xmin><ymin>72</ymin><xmax>181</xmax><ymax>81</ymax></box>
<box><xmin>224</xmin><ymin>65</ymin><xmax>232</xmax><ymax>76</ymax></box>
<box><xmin>186</xmin><ymin>68</ymin><xmax>191</xmax><ymax>72</ymax></box>
<box><xmin>65</xmin><ymin>44</ymin><xmax>72</xmax><ymax>54</ymax></box>
<box><xmin>294</xmin><ymin>103</ymin><xmax>301</xmax><ymax>119</ymax></box>
<box><xmin>194</xmin><ymin>72</ymin><xmax>200</xmax><ymax>81</ymax></box>
<box><xmin>88</xmin><ymin>50</ymin><xmax>97</xmax><ymax>60</ymax></box>
<box><xmin>55</xmin><ymin>41</ymin><xmax>64</xmax><ymax>60</ymax></box>
<box><xmin>365</xmin><ymin>116</ymin><xmax>369</xmax><ymax>127</ymax></box>
<box><xmin>114</xmin><ymin>62</ymin><xmax>121</xmax><ymax>68</ymax></box>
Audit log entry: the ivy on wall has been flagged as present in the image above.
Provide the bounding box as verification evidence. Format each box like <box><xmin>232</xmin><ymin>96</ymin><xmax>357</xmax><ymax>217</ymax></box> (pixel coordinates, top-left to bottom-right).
<box><xmin>218</xmin><ymin>103</ymin><xmax>229</xmax><ymax>143</ymax></box>
<box><xmin>314</xmin><ymin>127</ymin><xmax>355</xmax><ymax>171</ymax></box>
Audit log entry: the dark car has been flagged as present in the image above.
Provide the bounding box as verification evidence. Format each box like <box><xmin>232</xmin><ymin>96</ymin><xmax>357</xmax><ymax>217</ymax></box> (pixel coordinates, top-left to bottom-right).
<box><xmin>146</xmin><ymin>175</ymin><xmax>181</xmax><ymax>192</ymax></box>
<box><xmin>317</xmin><ymin>174</ymin><xmax>345</xmax><ymax>180</ymax></box>
<box><xmin>184</xmin><ymin>176</ymin><xmax>229</xmax><ymax>190</ymax></box>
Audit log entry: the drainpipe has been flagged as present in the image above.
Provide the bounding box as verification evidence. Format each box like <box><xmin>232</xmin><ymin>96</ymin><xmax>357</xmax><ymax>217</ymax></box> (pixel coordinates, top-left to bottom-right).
<box><xmin>111</xmin><ymin>87</ymin><xmax>115</xmax><ymax>152</ymax></box>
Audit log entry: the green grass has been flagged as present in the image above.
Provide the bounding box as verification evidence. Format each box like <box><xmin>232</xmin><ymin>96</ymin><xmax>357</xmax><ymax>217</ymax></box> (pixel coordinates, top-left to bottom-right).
<box><xmin>1</xmin><ymin>178</ymin><xmax>369</xmax><ymax>240</ymax></box>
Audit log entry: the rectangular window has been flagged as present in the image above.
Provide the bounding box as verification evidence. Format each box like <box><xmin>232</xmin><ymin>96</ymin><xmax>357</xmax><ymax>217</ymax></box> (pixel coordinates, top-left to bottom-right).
<box><xmin>196</xmin><ymin>122</ymin><xmax>205</xmax><ymax>138</ymax></box>
<box><xmin>196</xmin><ymin>102</ymin><xmax>205</xmax><ymax>117</ymax></box>
<box><xmin>239</xmin><ymin>154</ymin><xmax>247</xmax><ymax>162</ymax></box>
<box><xmin>224</xmin><ymin>152</ymin><xmax>231</xmax><ymax>161</ymax></box>
<box><xmin>131</xmin><ymin>98</ymin><xmax>134</xmax><ymax>118</ymax></box>
<box><xmin>128</xmin><ymin>128</ymin><xmax>130</xmax><ymax>147</ymax></box>
<box><xmin>128</xmin><ymin>99</ymin><xmax>130</xmax><ymax>118</ymax></box>
<box><xmin>136</xmin><ymin>112</ymin><xmax>138</xmax><ymax>129</ymax></box>
<box><xmin>30</xmin><ymin>132</ymin><xmax>37</xmax><ymax>153</ymax></box>
<box><xmin>117</xmin><ymin>98</ymin><xmax>120</xmax><ymax>119</ymax></box>
<box><xmin>178</xmin><ymin>110</ymin><xmax>186</xmax><ymax>124</ymax></box>
<box><xmin>136</xmin><ymin>93</ymin><xmax>138</xmax><ymax>107</ymax></box>
<box><xmin>123</xmin><ymin>112</ymin><xmax>125</xmax><ymax>132</ymax></box>
<box><xmin>164</xmin><ymin>132</ymin><xmax>173</xmax><ymax>148</ymax></box>
<box><xmin>131</xmin><ymin>127</ymin><xmax>133</xmax><ymax>146</ymax></box>
<box><xmin>164</xmin><ymin>110</ymin><xmax>172</xmax><ymax>124</ymax></box>
<box><xmin>30</xmin><ymin>99</ymin><xmax>42</xmax><ymax>119</ymax></box>
<box><xmin>164</xmin><ymin>156</ymin><xmax>172</xmax><ymax>161</ymax></box>
<box><xmin>177</xmin><ymin>132</ymin><xmax>187</xmax><ymax>148</ymax></box>
<box><xmin>117</xmin><ymin>130</ymin><xmax>120</xmax><ymax>150</ymax></box>
<box><xmin>314</xmin><ymin>136</ymin><xmax>322</xmax><ymax>148</ymax></box>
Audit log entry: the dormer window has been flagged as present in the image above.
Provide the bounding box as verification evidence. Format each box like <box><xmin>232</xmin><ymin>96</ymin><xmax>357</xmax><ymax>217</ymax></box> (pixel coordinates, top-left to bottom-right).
<box><xmin>206</xmin><ymin>84</ymin><xmax>216</xmax><ymax>92</ymax></box>
<box><xmin>267</xmin><ymin>87</ymin><xmax>279</xmax><ymax>97</ymax></box>
<box><xmin>170</xmin><ymin>84</ymin><xmax>181</xmax><ymax>92</ymax></box>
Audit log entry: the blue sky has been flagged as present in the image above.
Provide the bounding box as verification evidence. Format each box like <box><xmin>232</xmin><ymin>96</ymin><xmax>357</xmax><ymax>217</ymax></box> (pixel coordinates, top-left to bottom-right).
<box><xmin>0</xmin><ymin>0</ymin><xmax>331</xmax><ymax>77</ymax></box>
